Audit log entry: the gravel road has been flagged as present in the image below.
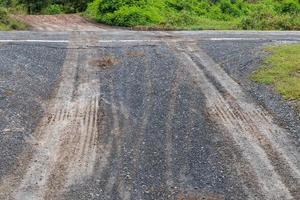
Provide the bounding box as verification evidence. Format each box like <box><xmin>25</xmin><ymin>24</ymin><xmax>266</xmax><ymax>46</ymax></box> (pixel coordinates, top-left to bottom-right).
<box><xmin>0</xmin><ymin>15</ymin><xmax>300</xmax><ymax>200</ymax></box>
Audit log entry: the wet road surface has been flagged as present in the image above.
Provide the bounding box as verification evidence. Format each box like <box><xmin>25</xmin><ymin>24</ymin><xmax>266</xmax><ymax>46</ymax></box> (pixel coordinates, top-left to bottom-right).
<box><xmin>0</xmin><ymin>17</ymin><xmax>300</xmax><ymax>200</ymax></box>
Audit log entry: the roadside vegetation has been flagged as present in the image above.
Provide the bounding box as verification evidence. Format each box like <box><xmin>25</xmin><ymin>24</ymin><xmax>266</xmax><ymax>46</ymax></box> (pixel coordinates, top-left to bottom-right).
<box><xmin>0</xmin><ymin>1</ymin><xmax>27</xmax><ymax>30</ymax></box>
<box><xmin>1</xmin><ymin>0</ymin><xmax>300</xmax><ymax>30</ymax></box>
<box><xmin>84</xmin><ymin>0</ymin><xmax>300</xmax><ymax>30</ymax></box>
<box><xmin>252</xmin><ymin>44</ymin><xmax>300</xmax><ymax>101</ymax></box>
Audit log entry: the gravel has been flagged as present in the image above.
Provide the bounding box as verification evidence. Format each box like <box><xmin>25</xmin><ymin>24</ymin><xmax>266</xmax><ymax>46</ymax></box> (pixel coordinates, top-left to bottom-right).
<box><xmin>0</xmin><ymin>42</ymin><xmax>67</xmax><ymax>179</ymax></box>
<box><xmin>200</xmin><ymin>40</ymin><xmax>300</xmax><ymax>147</ymax></box>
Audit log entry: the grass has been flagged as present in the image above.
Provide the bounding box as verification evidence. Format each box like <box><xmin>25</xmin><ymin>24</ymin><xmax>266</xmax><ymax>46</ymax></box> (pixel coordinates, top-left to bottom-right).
<box><xmin>0</xmin><ymin>7</ymin><xmax>27</xmax><ymax>31</ymax></box>
<box><xmin>0</xmin><ymin>19</ymin><xmax>27</xmax><ymax>31</ymax></box>
<box><xmin>169</xmin><ymin>17</ymin><xmax>239</xmax><ymax>30</ymax></box>
<box><xmin>131</xmin><ymin>17</ymin><xmax>239</xmax><ymax>30</ymax></box>
<box><xmin>252</xmin><ymin>44</ymin><xmax>300</xmax><ymax>100</ymax></box>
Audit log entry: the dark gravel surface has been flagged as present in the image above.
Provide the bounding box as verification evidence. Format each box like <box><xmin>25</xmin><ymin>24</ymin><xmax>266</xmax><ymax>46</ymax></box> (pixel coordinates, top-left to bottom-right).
<box><xmin>0</xmin><ymin>42</ymin><xmax>67</xmax><ymax>179</ymax></box>
<box><xmin>0</xmin><ymin>30</ymin><xmax>300</xmax><ymax>200</ymax></box>
<box><xmin>200</xmin><ymin>40</ymin><xmax>300</xmax><ymax>147</ymax></box>
<box><xmin>62</xmin><ymin>44</ymin><xmax>246</xmax><ymax>200</ymax></box>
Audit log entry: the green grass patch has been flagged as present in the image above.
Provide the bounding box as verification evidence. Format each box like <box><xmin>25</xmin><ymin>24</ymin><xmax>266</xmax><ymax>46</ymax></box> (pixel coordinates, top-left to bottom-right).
<box><xmin>0</xmin><ymin>6</ymin><xmax>27</xmax><ymax>30</ymax></box>
<box><xmin>252</xmin><ymin>44</ymin><xmax>300</xmax><ymax>100</ymax></box>
<box><xmin>0</xmin><ymin>17</ymin><xmax>27</xmax><ymax>30</ymax></box>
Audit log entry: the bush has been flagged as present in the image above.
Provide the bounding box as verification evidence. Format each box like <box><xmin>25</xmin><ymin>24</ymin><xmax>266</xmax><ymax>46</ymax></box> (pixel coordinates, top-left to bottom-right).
<box><xmin>219</xmin><ymin>0</ymin><xmax>241</xmax><ymax>17</ymax></box>
<box><xmin>102</xmin><ymin>6</ymin><xmax>162</xmax><ymax>26</ymax></box>
<box><xmin>164</xmin><ymin>10</ymin><xmax>198</xmax><ymax>26</ymax></box>
<box><xmin>240</xmin><ymin>4</ymin><xmax>300</xmax><ymax>30</ymax></box>
<box><xmin>43</xmin><ymin>4</ymin><xmax>64</xmax><ymax>14</ymax></box>
<box><xmin>0</xmin><ymin>6</ymin><xmax>27</xmax><ymax>30</ymax></box>
<box><xmin>9</xmin><ymin>18</ymin><xmax>27</xmax><ymax>29</ymax></box>
<box><xmin>0</xmin><ymin>6</ymin><xmax>9</xmax><ymax>24</ymax></box>
<box><xmin>85</xmin><ymin>0</ymin><xmax>101</xmax><ymax>19</ymax></box>
<box><xmin>166</xmin><ymin>0</ymin><xmax>211</xmax><ymax>16</ymax></box>
<box><xmin>166</xmin><ymin>0</ymin><xmax>195</xmax><ymax>11</ymax></box>
<box><xmin>207</xmin><ymin>5</ymin><xmax>232</xmax><ymax>20</ymax></box>
<box><xmin>85</xmin><ymin>0</ymin><xmax>300</xmax><ymax>30</ymax></box>
<box><xmin>279</xmin><ymin>0</ymin><xmax>300</xmax><ymax>14</ymax></box>
<box><xmin>196</xmin><ymin>1</ymin><xmax>211</xmax><ymax>15</ymax></box>
<box><xmin>98</xmin><ymin>0</ymin><xmax>148</xmax><ymax>13</ymax></box>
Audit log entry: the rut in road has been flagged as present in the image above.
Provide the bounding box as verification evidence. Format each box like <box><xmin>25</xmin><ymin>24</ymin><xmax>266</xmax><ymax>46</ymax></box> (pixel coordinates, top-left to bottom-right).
<box><xmin>10</xmin><ymin>32</ymin><xmax>109</xmax><ymax>199</ymax></box>
<box><xmin>170</xmin><ymin>41</ymin><xmax>300</xmax><ymax>199</ymax></box>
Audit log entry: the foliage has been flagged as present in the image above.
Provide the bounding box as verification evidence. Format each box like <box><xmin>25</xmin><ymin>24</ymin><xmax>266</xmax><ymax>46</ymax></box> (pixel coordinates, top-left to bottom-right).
<box><xmin>85</xmin><ymin>0</ymin><xmax>300</xmax><ymax>30</ymax></box>
<box><xmin>0</xmin><ymin>6</ymin><xmax>9</xmax><ymax>24</ymax></box>
<box><xmin>0</xmin><ymin>6</ymin><xmax>27</xmax><ymax>30</ymax></box>
<box><xmin>103</xmin><ymin>6</ymin><xmax>162</xmax><ymax>26</ymax></box>
<box><xmin>1</xmin><ymin>0</ymin><xmax>300</xmax><ymax>30</ymax></box>
<box><xmin>42</xmin><ymin>4</ymin><xmax>64</xmax><ymax>14</ymax></box>
<box><xmin>3</xmin><ymin>0</ymin><xmax>92</xmax><ymax>14</ymax></box>
<box><xmin>252</xmin><ymin>44</ymin><xmax>300</xmax><ymax>100</ymax></box>
<box><xmin>240</xmin><ymin>1</ymin><xmax>300</xmax><ymax>30</ymax></box>
<box><xmin>85</xmin><ymin>0</ymin><xmax>101</xmax><ymax>19</ymax></box>
<box><xmin>278</xmin><ymin>0</ymin><xmax>300</xmax><ymax>14</ymax></box>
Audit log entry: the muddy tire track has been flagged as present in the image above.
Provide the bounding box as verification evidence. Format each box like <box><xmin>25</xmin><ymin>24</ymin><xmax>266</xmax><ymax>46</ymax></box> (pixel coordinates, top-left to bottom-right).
<box><xmin>171</xmin><ymin>41</ymin><xmax>300</xmax><ymax>199</ymax></box>
<box><xmin>3</xmin><ymin>32</ymin><xmax>109</xmax><ymax>200</ymax></box>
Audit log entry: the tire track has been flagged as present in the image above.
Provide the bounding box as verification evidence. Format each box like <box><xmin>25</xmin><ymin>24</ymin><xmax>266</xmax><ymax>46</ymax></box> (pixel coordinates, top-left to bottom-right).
<box><xmin>103</xmin><ymin>80</ymin><xmax>122</xmax><ymax>197</ymax></box>
<box><xmin>103</xmin><ymin>60</ymin><xmax>134</xmax><ymax>200</ymax></box>
<box><xmin>11</xmin><ymin>32</ymin><xmax>106</xmax><ymax>200</ymax></box>
<box><xmin>159</xmin><ymin>50</ymin><xmax>192</xmax><ymax>190</ymax></box>
<box><xmin>186</xmin><ymin>43</ymin><xmax>300</xmax><ymax>198</ymax></box>
<box><xmin>13</xmin><ymin>32</ymin><xmax>81</xmax><ymax>200</ymax></box>
<box><xmin>171</xmin><ymin>41</ymin><xmax>300</xmax><ymax>199</ymax></box>
<box><xmin>129</xmin><ymin>52</ymin><xmax>154</xmax><ymax>200</ymax></box>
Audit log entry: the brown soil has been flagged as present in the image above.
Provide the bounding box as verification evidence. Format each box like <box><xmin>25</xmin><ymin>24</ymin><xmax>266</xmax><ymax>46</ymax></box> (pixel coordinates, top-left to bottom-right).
<box><xmin>89</xmin><ymin>56</ymin><xmax>119</xmax><ymax>70</ymax></box>
<box><xmin>14</xmin><ymin>14</ymin><xmax>108</xmax><ymax>31</ymax></box>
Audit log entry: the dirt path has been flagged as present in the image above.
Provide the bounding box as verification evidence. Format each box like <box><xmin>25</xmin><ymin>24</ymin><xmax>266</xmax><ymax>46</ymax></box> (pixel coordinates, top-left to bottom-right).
<box><xmin>15</xmin><ymin>14</ymin><xmax>108</xmax><ymax>31</ymax></box>
<box><xmin>169</xmin><ymin>41</ymin><xmax>300</xmax><ymax>199</ymax></box>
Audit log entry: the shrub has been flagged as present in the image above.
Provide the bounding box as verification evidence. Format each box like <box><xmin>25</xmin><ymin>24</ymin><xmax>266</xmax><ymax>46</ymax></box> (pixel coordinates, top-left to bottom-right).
<box><xmin>0</xmin><ymin>6</ymin><xmax>9</xmax><ymax>24</ymax></box>
<box><xmin>43</xmin><ymin>4</ymin><xmax>64</xmax><ymax>14</ymax></box>
<box><xmin>0</xmin><ymin>6</ymin><xmax>27</xmax><ymax>30</ymax></box>
<box><xmin>164</xmin><ymin>10</ymin><xmax>198</xmax><ymax>26</ymax></box>
<box><xmin>85</xmin><ymin>0</ymin><xmax>300</xmax><ymax>30</ymax></box>
<box><xmin>240</xmin><ymin>4</ymin><xmax>300</xmax><ymax>30</ymax></box>
<box><xmin>166</xmin><ymin>0</ymin><xmax>195</xmax><ymax>11</ymax></box>
<box><xmin>85</xmin><ymin>0</ymin><xmax>101</xmax><ymax>19</ymax></box>
<box><xmin>196</xmin><ymin>1</ymin><xmax>212</xmax><ymax>15</ymax></box>
<box><xmin>279</xmin><ymin>0</ymin><xmax>300</xmax><ymax>14</ymax></box>
<box><xmin>219</xmin><ymin>0</ymin><xmax>241</xmax><ymax>17</ymax></box>
<box><xmin>207</xmin><ymin>5</ymin><xmax>232</xmax><ymax>20</ymax></box>
<box><xmin>9</xmin><ymin>18</ymin><xmax>27</xmax><ymax>29</ymax></box>
<box><xmin>103</xmin><ymin>6</ymin><xmax>162</xmax><ymax>26</ymax></box>
<box><xmin>166</xmin><ymin>0</ymin><xmax>212</xmax><ymax>16</ymax></box>
<box><xmin>98</xmin><ymin>0</ymin><xmax>148</xmax><ymax>13</ymax></box>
